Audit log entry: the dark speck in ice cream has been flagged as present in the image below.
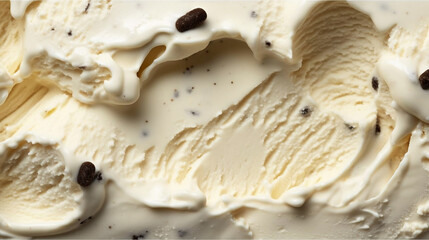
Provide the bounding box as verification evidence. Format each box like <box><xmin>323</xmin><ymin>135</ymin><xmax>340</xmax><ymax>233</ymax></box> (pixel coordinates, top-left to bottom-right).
<box><xmin>84</xmin><ymin>1</ymin><xmax>91</xmax><ymax>13</ymax></box>
<box><xmin>174</xmin><ymin>89</ymin><xmax>180</xmax><ymax>98</ymax></box>
<box><xmin>419</xmin><ymin>69</ymin><xmax>429</xmax><ymax>90</ymax></box>
<box><xmin>251</xmin><ymin>11</ymin><xmax>258</xmax><ymax>18</ymax></box>
<box><xmin>372</xmin><ymin>76</ymin><xmax>379</xmax><ymax>91</ymax></box>
<box><xmin>300</xmin><ymin>106</ymin><xmax>312</xmax><ymax>117</ymax></box>
<box><xmin>132</xmin><ymin>230</ymin><xmax>149</xmax><ymax>239</ymax></box>
<box><xmin>375</xmin><ymin>117</ymin><xmax>381</xmax><ymax>135</ymax></box>
<box><xmin>345</xmin><ymin>123</ymin><xmax>355</xmax><ymax>131</ymax></box>
<box><xmin>67</xmin><ymin>30</ymin><xmax>73</xmax><ymax>36</ymax></box>
<box><xmin>178</xmin><ymin>230</ymin><xmax>188</xmax><ymax>238</ymax></box>
<box><xmin>265</xmin><ymin>41</ymin><xmax>272</xmax><ymax>48</ymax></box>
<box><xmin>142</xmin><ymin>130</ymin><xmax>149</xmax><ymax>137</ymax></box>
<box><xmin>190</xmin><ymin>110</ymin><xmax>200</xmax><ymax>116</ymax></box>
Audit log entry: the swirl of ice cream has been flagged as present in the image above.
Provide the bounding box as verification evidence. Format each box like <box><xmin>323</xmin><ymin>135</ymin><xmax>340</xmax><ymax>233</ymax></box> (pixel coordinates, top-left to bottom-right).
<box><xmin>1</xmin><ymin>0</ymin><xmax>429</xmax><ymax>239</ymax></box>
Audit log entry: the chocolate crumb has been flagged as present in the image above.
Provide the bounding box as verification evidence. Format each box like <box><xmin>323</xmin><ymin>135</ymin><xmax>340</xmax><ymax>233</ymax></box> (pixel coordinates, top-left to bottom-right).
<box><xmin>231</xmin><ymin>81</ymin><xmax>234</xmax><ymax>84</ymax></box>
<box><xmin>170</xmin><ymin>98</ymin><xmax>174</xmax><ymax>102</ymax></box>
<box><xmin>190</xmin><ymin>110</ymin><xmax>199</xmax><ymax>116</ymax></box>
<box><xmin>265</xmin><ymin>41</ymin><xmax>271</xmax><ymax>48</ymax></box>
<box><xmin>176</xmin><ymin>8</ymin><xmax>207</xmax><ymax>32</ymax></box>
<box><xmin>419</xmin><ymin>69</ymin><xmax>429</xmax><ymax>90</ymax></box>
<box><xmin>108</xmin><ymin>226</ymin><xmax>112</xmax><ymax>229</ymax></box>
<box><xmin>132</xmin><ymin>231</ymin><xmax>149</xmax><ymax>240</ymax></box>
<box><xmin>145</xmin><ymin>120</ymin><xmax>149</xmax><ymax>123</ymax></box>
<box><xmin>372</xmin><ymin>76</ymin><xmax>379</xmax><ymax>91</ymax></box>
<box><xmin>250</xmin><ymin>11</ymin><xmax>258</xmax><ymax>18</ymax></box>
<box><xmin>178</xmin><ymin>230</ymin><xmax>188</xmax><ymax>238</ymax></box>
<box><xmin>213</xmin><ymin>82</ymin><xmax>217</xmax><ymax>85</ymax></box>
<box><xmin>77</xmin><ymin>162</ymin><xmax>97</xmax><ymax>187</ymax></box>
<box><xmin>300</xmin><ymin>106</ymin><xmax>312</xmax><ymax>117</ymax></box>
<box><xmin>84</xmin><ymin>1</ymin><xmax>91</xmax><ymax>13</ymax></box>
<box><xmin>345</xmin><ymin>123</ymin><xmax>355</xmax><ymax>131</ymax></box>
<box><xmin>51</xmin><ymin>27</ymin><xmax>55</xmax><ymax>31</ymax></box>
<box><xmin>375</xmin><ymin>117</ymin><xmax>381</xmax><ymax>135</ymax></box>
<box><xmin>67</xmin><ymin>30</ymin><xmax>73</xmax><ymax>36</ymax></box>
<box><xmin>95</xmin><ymin>171</ymin><xmax>102</xmax><ymax>181</ymax></box>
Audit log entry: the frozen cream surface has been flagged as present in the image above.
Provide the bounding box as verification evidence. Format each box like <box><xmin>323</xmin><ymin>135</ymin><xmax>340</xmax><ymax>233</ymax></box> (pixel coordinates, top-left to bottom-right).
<box><xmin>1</xmin><ymin>0</ymin><xmax>429</xmax><ymax>238</ymax></box>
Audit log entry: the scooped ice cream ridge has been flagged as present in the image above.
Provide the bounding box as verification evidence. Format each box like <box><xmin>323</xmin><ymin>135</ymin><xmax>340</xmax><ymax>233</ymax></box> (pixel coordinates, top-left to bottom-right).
<box><xmin>1</xmin><ymin>0</ymin><xmax>429</xmax><ymax>238</ymax></box>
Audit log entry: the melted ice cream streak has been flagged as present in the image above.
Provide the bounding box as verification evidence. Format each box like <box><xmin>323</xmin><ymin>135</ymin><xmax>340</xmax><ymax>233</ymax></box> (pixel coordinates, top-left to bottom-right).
<box><xmin>0</xmin><ymin>0</ymin><xmax>429</xmax><ymax>238</ymax></box>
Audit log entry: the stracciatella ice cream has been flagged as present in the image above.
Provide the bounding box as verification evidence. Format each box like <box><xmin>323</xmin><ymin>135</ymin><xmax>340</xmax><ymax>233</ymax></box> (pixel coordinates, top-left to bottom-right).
<box><xmin>1</xmin><ymin>0</ymin><xmax>429</xmax><ymax>238</ymax></box>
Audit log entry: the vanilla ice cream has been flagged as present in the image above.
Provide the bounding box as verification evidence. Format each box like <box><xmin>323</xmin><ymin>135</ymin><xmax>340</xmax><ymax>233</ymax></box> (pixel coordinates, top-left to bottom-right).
<box><xmin>1</xmin><ymin>0</ymin><xmax>429</xmax><ymax>238</ymax></box>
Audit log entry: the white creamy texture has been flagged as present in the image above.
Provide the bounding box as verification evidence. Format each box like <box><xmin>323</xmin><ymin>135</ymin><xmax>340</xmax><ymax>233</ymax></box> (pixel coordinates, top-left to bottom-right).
<box><xmin>1</xmin><ymin>0</ymin><xmax>429</xmax><ymax>238</ymax></box>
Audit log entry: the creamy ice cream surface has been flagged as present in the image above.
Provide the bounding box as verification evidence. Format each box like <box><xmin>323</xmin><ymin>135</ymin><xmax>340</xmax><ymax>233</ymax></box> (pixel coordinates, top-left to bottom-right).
<box><xmin>1</xmin><ymin>0</ymin><xmax>429</xmax><ymax>238</ymax></box>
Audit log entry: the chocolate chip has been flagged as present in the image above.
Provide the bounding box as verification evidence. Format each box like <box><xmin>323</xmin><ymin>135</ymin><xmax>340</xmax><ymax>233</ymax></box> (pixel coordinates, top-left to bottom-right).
<box><xmin>67</xmin><ymin>30</ymin><xmax>73</xmax><ymax>36</ymax></box>
<box><xmin>372</xmin><ymin>76</ymin><xmax>379</xmax><ymax>91</ymax></box>
<box><xmin>176</xmin><ymin>8</ymin><xmax>207</xmax><ymax>32</ymax></box>
<box><xmin>265</xmin><ymin>41</ymin><xmax>272</xmax><ymax>47</ymax></box>
<box><xmin>419</xmin><ymin>69</ymin><xmax>429</xmax><ymax>90</ymax></box>
<box><xmin>300</xmin><ymin>106</ymin><xmax>312</xmax><ymax>117</ymax></box>
<box><xmin>77</xmin><ymin>162</ymin><xmax>96</xmax><ymax>187</ymax></box>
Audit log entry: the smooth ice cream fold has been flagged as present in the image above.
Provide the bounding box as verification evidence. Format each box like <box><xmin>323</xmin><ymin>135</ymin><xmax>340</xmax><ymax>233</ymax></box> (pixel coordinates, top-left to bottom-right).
<box><xmin>2</xmin><ymin>0</ymin><xmax>429</xmax><ymax>238</ymax></box>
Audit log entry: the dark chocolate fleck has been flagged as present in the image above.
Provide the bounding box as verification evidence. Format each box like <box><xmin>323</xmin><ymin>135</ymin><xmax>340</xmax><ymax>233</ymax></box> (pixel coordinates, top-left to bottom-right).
<box><xmin>51</xmin><ymin>27</ymin><xmax>55</xmax><ymax>31</ymax></box>
<box><xmin>78</xmin><ymin>66</ymin><xmax>87</xmax><ymax>70</ymax></box>
<box><xmin>145</xmin><ymin>120</ymin><xmax>149</xmax><ymax>123</ymax></box>
<box><xmin>375</xmin><ymin>117</ymin><xmax>381</xmax><ymax>135</ymax></box>
<box><xmin>419</xmin><ymin>69</ymin><xmax>429</xmax><ymax>90</ymax></box>
<box><xmin>178</xmin><ymin>230</ymin><xmax>188</xmax><ymax>238</ymax></box>
<box><xmin>84</xmin><ymin>1</ymin><xmax>91</xmax><ymax>13</ymax></box>
<box><xmin>213</xmin><ymin>82</ymin><xmax>217</xmax><ymax>85</ymax></box>
<box><xmin>108</xmin><ymin>226</ymin><xmax>112</xmax><ymax>229</ymax></box>
<box><xmin>345</xmin><ymin>123</ymin><xmax>355</xmax><ymax>131</ymax></box>
<box><xmin>265</xmin><ymin>41</ymin><xmax>271</xmax><ymax>47</ymax></box>
<box><xmin>372</xmin><ymin>76</ymin><xmax>379</xmax><ymax>91</ymax></box>
<box><xmin>77</xmin><ymin>162</ymin><xmax>96</xmax><ymax>187</ymax></box>
<box><xmin>250</xmin><ymin>11</ymin><xmax>258</xmax><ymax>18</ymax></box>
<box><xmin>95</xmin><ymin>171</ymin><xmax>102</xmax><ymax>181</ymax></box>
<box><xmin>132</xmin><ymin>231</ymin><xmax>149</xmax><ymax>240</ymax></box>
<box><xmin>190</xmin><ymin>110</ymin><xmax>199</xmax><ymax>116</ymax></box>
<box><xmin>300</xmin><ymin>106</ymin><xmax>312</xmax><ymax>117</ymax></box>
<box><xmin>231</xmin><ymin>81</ymin><xmax>234</xmax><ymax>84</ymax></box>
<box><xmin>187</xmin><ymin>87</ymin><xmax>194</xmax><ymax>93</ymax></box>
<box><xmin>176</xmin><ymin>8</ymin><xmax>207</xmax><ymax>32</ymax></box>
<box><xmin>67</xmin><ymin>30</ymin><xmax>73</xmax><ymax>36</ymax></box>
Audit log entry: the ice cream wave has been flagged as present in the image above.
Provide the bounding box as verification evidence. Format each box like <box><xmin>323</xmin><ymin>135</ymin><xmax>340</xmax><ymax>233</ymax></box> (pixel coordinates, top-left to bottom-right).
<box><xmin>2</xmin><ymin>0</ymin><xmax>429</xmax><ymax>238</ymax></box>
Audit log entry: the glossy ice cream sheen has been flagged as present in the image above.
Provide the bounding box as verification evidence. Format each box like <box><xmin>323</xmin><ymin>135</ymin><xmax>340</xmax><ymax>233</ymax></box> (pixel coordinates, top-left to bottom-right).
<box><xmin>1</xmin><ymin>0</ymin><xmax>429</xmax><ymax>238</ymax></box>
